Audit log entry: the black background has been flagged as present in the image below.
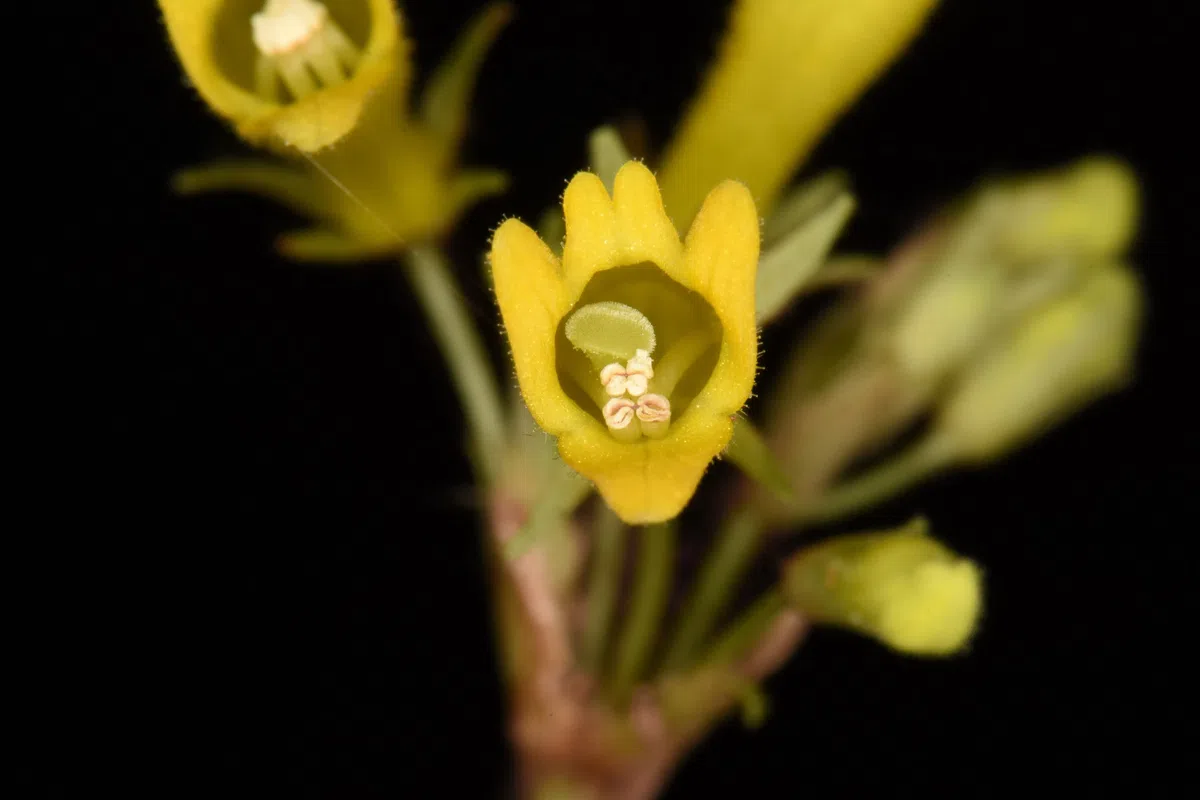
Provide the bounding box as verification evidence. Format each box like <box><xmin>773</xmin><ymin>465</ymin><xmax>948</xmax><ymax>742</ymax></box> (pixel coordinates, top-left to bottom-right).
<box><xmin>48</xmin><ymin>0</ymin><xmax>1193</xmax><ymax>796</ymax></box>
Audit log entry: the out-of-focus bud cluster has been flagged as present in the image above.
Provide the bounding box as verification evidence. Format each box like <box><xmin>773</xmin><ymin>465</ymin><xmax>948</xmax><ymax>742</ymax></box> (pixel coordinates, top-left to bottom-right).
<box><xmin>782</xmin><ymin>518</ymin><xmax>982</xmax><ymax>656</ymax></box>
<box><xmin>914</xmin><ymin>160</ymin><xmax>1141</xmax><ymax>461</ymax></box>
<box><xmin>883</xmin><ymin>157</ymin><xmax>1139</xmax><ymax>394</ymax></box>
<box><xmin>761</xmin><ymin>157</ymin><xmax>1143</xmax><ymax>521</ymax></box>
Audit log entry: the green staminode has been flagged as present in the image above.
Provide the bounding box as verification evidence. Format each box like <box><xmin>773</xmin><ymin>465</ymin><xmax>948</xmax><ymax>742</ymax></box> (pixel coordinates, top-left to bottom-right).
<box><xmin>564</xmin><ymin>301</ymin><xmax>657</xmax><ymax>365</ymax></box>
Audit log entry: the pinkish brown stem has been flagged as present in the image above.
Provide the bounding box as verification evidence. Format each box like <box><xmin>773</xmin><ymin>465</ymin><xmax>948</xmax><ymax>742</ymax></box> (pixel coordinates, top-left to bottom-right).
<box><xmin>490</xmin><ymin>485</ymin><xmax>809</xmax><ymax>799</ymax></box>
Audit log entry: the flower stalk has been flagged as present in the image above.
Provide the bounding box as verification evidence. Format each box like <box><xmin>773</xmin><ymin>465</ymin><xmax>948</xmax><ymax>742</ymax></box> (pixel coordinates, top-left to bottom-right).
<box><xmin>661</xmin><ymin>508</ymin><xmax>764</xmax><ymax>670</ymax></box>
<box><xmin>581</xmin><ymin>506</ymin><xmax>629</xmax><ymax>673</ymax></box>
<box><xmin>607</xmin><ymin>523</ymin><xmax>677</xmax><ymax>705</ymax></box>
<box><xmin>405</xmin><ymin>246</ymin><xmax>508</xmax><ymax>482</ymax></box>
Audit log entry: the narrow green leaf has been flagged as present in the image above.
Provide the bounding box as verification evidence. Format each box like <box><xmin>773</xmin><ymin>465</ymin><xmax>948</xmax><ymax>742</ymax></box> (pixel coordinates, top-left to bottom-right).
<box><xmin>756</xmin><ymin>173</ymin><xmax>856</xmax><ymax>324</ymax></box>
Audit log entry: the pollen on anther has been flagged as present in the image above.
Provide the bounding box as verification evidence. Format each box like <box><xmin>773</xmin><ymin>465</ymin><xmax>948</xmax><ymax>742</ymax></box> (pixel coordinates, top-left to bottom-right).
<box><xmin>635</xmin><ymin>394</ymin><xmax>671</xmax><ymax>423</ymax></box>
<box><xmin>252</xmin><ymin>0</ymin><xmax>329</xmax><ymax>56</ymax></box>
<box><xmin>624</xmin><ymin>349</ymin><xmax>654</xmax><ymax>397</ymax></box>
<box><xmin>603</xmin><ymin>398</ymin><xmax>637</xmax><ymax>430</ymax></box>
<box><xmin>600</xmin><ymin>363</ymin><xmax>629</xmax><ymax>397</ymax></box>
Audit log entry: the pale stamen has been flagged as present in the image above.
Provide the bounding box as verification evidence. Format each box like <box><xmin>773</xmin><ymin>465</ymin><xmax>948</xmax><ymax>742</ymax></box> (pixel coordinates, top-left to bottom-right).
<box><xmin>251</xmin><ymin>0</ymin><xmax>361</xmax><ymax>101</ymax></box>
<box><xmin>623</xmin><ymin>349</ymin><xmax>654</xmax><ymax>398</ymax></box>
<box><xmin>600</xmin><ymin>363</ymin><xmax>629</xmax><ymax>397</ymax></box>
<box><xmin>603</xmin><ymin>398</ymin><xmax>641</xmax><ymax>442</ymax></box>
<box><xmin>635</xmin><ymin>394</ymin><xmax>671</xmax><ymax>439</ymax></box>
<box><xmin>598</xmin><ymin>350</ymin><xmax>671</xmax><ymax>440</ymax></box>
<box><xmin>599</xmin><ymin>349</ymin><xmax>655</xmax><ymax>399</ymax></box>
<box><xmin>635</xmin><ymin>394</ymin><xmax>671</xmax><ymax>423</ymax></box>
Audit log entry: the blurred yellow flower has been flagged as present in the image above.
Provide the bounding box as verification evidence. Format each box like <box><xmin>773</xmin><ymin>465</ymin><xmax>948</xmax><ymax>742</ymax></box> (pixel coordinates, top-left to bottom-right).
<box><xmin>490</xmin><ymin>162</ymin><xmax>760</xmax><ymax>524</ymax></box>
<box><xmin>171</xmin><ymin>3</ymin><xmax>510</xmax><ymax>260</ymax></box>
<box><xmin>158</xmin><ymin>0</ymin><xmax>405</xmax><ymax>153</ymax></box>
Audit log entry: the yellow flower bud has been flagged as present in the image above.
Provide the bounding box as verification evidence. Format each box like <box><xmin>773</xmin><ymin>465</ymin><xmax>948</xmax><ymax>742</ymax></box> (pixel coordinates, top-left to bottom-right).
<box><xmin>783</xmin><ymin>519</ymin><xmax>982</xmax><ymax>656</ymax></box>
<box><xmin>158</xmin><ymin>0</ymin><xmax>406</xmax><ymax>152</ymax></box>
<box><xmin>489</xmin><ymin>162</ymin><xmax>760</xmax><ymax>524</ymax></box>
<box><xmin>936</xmin><ymin>263</ymin><xmax>1142</xmax><ymax>463</ymax></box>
<box><xmin>658</xmin><ymin>0</ymin><xmax>941</xmax><ymax>227</ymax></box>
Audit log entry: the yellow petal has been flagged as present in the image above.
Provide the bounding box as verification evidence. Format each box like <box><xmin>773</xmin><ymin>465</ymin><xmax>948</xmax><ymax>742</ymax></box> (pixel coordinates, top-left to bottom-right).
<box><xmin>158</xmin><ymin>1</ymin><xmax>272</xmax><ymax>129</ymax></box>
<box><xmin>158</xmin><ymin>0</ymin><xmax>407</xmax><ymax>152</ymax></box>
<box><xmin>658</xmin><ymin>0</ymin><xmax>941</xmax><ymax>226</ymax></box>
<box><xmin>490</xmin><ymin>219</ymin><xmax>584</xmax><ymax>435</ymax></box>
<box><xmin>491</xmin><ymin>163</ymin><xmax>761</xmax><ymax>524</ymax></box>
<box><xmin>557</xmin><ymin>419</ymin><xmax>725</xmax><ymax>525</ymax></box>
<box><xmin>561</xmin><ymin>172</ymin><xmax>623</xmax><ymax>289</ymax></box>
<box><xmin>611</xmin><ymin>162</ymin><xmax>688</xmax><ymax>278</ymax></box>
<box><xmin>676</xmin><ymin>179</ymin><xmax>760</xmax><ymax>418</ymax></box>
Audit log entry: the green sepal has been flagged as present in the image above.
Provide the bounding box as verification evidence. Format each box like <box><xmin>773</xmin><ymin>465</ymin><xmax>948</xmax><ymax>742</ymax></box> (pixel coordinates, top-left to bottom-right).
<box><xmin>588</xmin><ymin>125</ymin><xmax>634</xmax><ymax>193</ymax></box>
<box><xmin>725</xmin><ymin>417</ymin><xmax>793</xmax><ymax>500</ymax></box>
<box><xmin>756</xmin><ymin>171</ymin><xmax>856</xmax><ymax>324</ymax></box>
<box><xmin>736</xmin><ymin>679</ymin><xmax>770</xmax><ymax>729</ymax></box>
<box><xmin>503</xmin><ymin>472</ymin><xmax>592</xmax><ymax>561</ymax></box>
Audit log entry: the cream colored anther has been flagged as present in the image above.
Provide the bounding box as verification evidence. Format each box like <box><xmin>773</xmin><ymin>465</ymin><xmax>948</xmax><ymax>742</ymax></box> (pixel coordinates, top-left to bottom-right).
<box><xmin>623</xmin><ymin>349</ymin><xmax>654</xmax><ymax>398</ymax></box>
<box><xmin>599</xmin><ymin>349</ymin><xmax>655</xmax><ymax>398</ymax></box>
<box><xmin>600</xmin><ymin>363</ymin><xmax>630</xmax><ymax>397</ymax></box>
<box><xmin>252</xmin><ymin>0</ymin><xmax>328</xmax><ymax>55</ymax></box>
<box><xmin>603</xmin><ymin>398</ymin><xmax>637</xmax><ymax>430</ymax></box>
<box><xmin>635</xmin><ymin>393</ymin><xmax>671</xmax><ymax>423</ymax></box>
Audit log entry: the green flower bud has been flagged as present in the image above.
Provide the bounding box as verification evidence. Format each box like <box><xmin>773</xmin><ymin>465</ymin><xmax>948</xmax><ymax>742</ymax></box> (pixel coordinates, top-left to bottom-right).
<box><xmin>990</xmin><ymin>156</ymin><xmax>1139</xmax><ymax>265</ymax></box>
<box><xmin>889</xmin><ymin>156</ymin><xmax>1140</xmax><ymax>384</ymax></box>
<box><xmin>936</xmin><ymin>263</ymin><xmax>1141</xmax><ymax>463</ymax></box>
<box><xmin>782</xmin><ymin>519</ymin><xmax>982</xmax><ymax>656</ymax></box>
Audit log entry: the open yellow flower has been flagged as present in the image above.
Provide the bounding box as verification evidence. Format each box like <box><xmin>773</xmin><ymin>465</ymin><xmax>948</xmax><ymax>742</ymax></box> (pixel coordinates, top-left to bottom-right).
<box><xmin>158</xmin><ymin>0</ymin><xmax>404</xmax><ymax>152</ymax></box>
<box><xmin>490</xmin><ymin>162</ymin><xmax>760</xmax><ymax>524</ymax></box>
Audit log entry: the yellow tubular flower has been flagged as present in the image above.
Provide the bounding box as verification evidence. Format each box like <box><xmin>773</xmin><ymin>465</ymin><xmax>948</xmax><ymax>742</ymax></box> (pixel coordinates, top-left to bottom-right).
<box><xmin>158</xmin><ymin>0</ymin><xmax>405</xmax><ymax>152</ymax></box>
<box><xmin>172</xmin><ymin>4</ymin><xmax>510</xmax><ymax>260</ymax></box>
<box><xmin>490</xmin><ymin>162</ymin><xmax>760</xmax><ymax>524</ymax></box>
<box><xmin>658</xmin><ymin>0</ymin><xmax>941</xmax><ymax>227</ymax></box>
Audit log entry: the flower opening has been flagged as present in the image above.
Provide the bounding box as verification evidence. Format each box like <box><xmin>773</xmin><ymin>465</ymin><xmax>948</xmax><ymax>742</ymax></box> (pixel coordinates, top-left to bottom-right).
<box><xmin>558</xmin><ymin>264</ymin><xmax>723</xmax><ymax>445</ymax></box>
